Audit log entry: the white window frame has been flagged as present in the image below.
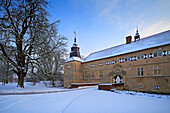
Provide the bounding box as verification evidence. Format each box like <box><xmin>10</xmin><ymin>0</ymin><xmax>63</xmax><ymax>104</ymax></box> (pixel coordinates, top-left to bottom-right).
<box><xmin>137</xmin><ymin>68</ymin><xmax>144</xmax><ymax>76</ymax></box>
<box><xmin>153</xmin><ymin>66</ymin><xmax>162</xmax><ymax>76</ymax></box>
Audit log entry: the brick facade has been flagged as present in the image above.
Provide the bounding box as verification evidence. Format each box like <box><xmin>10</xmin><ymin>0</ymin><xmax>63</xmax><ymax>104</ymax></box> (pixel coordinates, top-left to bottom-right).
<box><xmin>64</xmin><ymin>31</ymin><xmax>170</xmax><ymax>94</ymax></box>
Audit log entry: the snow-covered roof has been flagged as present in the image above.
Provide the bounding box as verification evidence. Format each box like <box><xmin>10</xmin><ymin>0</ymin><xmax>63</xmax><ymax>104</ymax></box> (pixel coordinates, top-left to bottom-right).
<box><xmin>83</xmin><ymin>30</ymin><xmax>170</xmax><ymax>62</ymax></box>
<box><xmin>65</xmin><ymin>57</ymin><xmax>83</xmax><ymax>63</ymax></box>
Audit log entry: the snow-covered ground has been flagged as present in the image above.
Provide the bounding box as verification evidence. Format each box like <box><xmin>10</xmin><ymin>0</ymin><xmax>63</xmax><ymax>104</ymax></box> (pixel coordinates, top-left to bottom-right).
<box><xmin>0</xmin><ymin>85</ymin><xmax>170</xmax><ymax>113</ymax></box>
<box><xmin>0</xmin><ymin>82</ymin><xmax>70</xmax><ymax>94</ymax></box>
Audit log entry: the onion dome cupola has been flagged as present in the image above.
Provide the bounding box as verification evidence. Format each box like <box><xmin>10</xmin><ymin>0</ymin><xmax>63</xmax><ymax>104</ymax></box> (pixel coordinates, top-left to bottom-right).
<box><xmin>70</xmin><ymin>31</ymin><xmax>81</xmax><ymax>58</ymax></box>
<box><xmin>134</xmin><ymin>27</ymin><xmax>140</xmax><ymax>41</ymax></box>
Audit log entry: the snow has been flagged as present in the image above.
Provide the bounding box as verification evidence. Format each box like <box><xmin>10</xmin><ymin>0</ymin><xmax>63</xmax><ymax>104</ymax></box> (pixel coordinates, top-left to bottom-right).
<box><xmin>65</xmin><ymin>56</ymin><xmax>83</xmax><ymax>63</ymax></box>
<box><xmin>0</xmin><ymin>82</ymin><xmax>70</xmax><ymax>94</ymax></box>
<box><xmin>0</xmin><ymin>86</ymin><xmax>170</xmax><ymax>113</ymax></box>
<box><xmin>84</xmin><ymin>30</ymin><xmax>170</xmax><ymax>62</ymax></box>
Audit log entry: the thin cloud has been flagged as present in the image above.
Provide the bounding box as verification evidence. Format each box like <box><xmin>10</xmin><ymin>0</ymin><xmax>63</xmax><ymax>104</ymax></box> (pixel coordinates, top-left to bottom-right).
<box><xmin>141</xmin><ymin>18</ymin><xmax>170</xmax><ymax>38</ymax></box>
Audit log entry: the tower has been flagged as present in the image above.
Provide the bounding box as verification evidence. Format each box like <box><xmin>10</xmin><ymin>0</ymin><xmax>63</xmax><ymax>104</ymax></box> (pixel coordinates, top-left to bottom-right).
<box><xmin>70</xmin><ymin>31</ymin><xmax>81</xmax><ymax>57</ymax></box>
<box><xmin>134</xmin><ymin>27</ymin><xmax>140</xmax><ymax>41</ymax></box>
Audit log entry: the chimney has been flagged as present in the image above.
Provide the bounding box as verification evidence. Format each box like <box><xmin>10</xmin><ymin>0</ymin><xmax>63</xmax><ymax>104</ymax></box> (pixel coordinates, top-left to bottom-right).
<box><xmin>126</xmin><ymin>36</ymin><xmax>132</xmax><ymax>44</ymax></box>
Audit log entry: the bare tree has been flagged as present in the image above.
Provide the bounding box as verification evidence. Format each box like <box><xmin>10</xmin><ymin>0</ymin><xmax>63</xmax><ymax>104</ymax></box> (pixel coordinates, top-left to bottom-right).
<box><xmin>0</xmin><ymin>0</ymin><xmax>67</xmax><ymax>88</ymax></box>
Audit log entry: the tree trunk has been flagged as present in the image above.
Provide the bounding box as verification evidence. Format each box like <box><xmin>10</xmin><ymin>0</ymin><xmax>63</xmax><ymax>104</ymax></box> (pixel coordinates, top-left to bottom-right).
<box><xmin>17</xmin><ymin>71</ymin><xmax>25</xmax><ymax>88</ymax></box>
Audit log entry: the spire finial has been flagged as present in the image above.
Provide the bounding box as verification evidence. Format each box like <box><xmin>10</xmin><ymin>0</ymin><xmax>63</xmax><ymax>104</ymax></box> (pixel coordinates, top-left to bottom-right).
<box><xmin>136</xmin><ymin>26</ymin><xmax>138</xmax><ymax>32</ymax></box>
<box><xmin>74</xmin><ymin>31</ymin><xmax>76</xmax><ymax>43</ymax></box>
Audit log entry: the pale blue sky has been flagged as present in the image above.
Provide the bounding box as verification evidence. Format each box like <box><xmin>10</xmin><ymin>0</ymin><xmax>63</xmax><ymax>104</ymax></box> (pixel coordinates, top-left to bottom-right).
<box><xmin>47</xmin><ymin>0</ymin><xmax>170</xmax><ymax>57</ymax></box>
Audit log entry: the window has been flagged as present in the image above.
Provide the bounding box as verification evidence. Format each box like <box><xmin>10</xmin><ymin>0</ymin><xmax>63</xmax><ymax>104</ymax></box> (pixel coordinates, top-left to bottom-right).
<box><xmin>99</xmin><ymin>62</ymin><xmax>103</xmax><ymax>66</ymax></box>
<box><xmin>153</xmin><ymin>50</ymin><xmax>158</xmax><ymax>57</ymax></box>
<box><xmin>127</xmin><ymin>56</ymin><xmax>130</xmax><ymax>62</ymax></box>
<box><xmin>99</xmin><ymin>71</ymin><xmax>103</xmax><ymax>78</ymax></box>
<box><xmin>137</xmin><ymin>68</ymin><xmax>144</xmax><ymax>76</ymax></box>
<box><xmin>149</xmin><ymin>53</ymin><xmax>153</xmax><ymax>58</ymax></box>
<box><xmin>137</xmin><ymin>53</ymin><xmax>144</xmax><ymax>60</ymax></box>
<box><xmin>156</xmin><ymin>86</ymin><xmax>160</xmax><ymax>90</ymax></box>
<box><xmin>91</xmin><ymin>72</ymin><xmax>95</xmax><ymax>79</ymax></box>
<box><xmin>84</xmin><ymin>65</ymin><xmax>88</xmax><ymax>68</ymax></box>
<box><xmin>112</xmin><ymin>60</ymin><xmax>115</xmax><ymax>64</ymax></box>
<box><xmin>137</xmin><ymin>53</ymin><xmax>140</xmax><ymax>60</ymax></box>
<box><xmin>84</xmin><ymin>73</ymin><xmax>88</xmax><ymax>79</ymax></box>
<box><xmin>158</xmin><ymin>49</ymin><xmax>162</xmax><ymax>57</ymax></box>
<box><xmin>153</xmin><ymin>66</ymin><xmax>162</xmax><ymax>76</ymax></box>
<box><xmin>141</xmin><ymin>53</ymin><xmax>144</xmax><ymax>59</ymax></box>
<box><xmin>134</xmin><ymin>56</ymin><xmax>137</xmax><ymax>61</ymax></box>
<box><xmin>130</xmin><ymin>57</ymin><xmax>133</xmax><ymax>61</ymax></box>
<box><xmin>67</xmin><ymin>65</ymin><xmax>70</xmax><ymax>69</ymax></box>
<box><xmin>119</xmin><ymin>59</ymin><xmax>125</xmax><ymax>63</ymax></box>
<box><xmin>144</xmin><ymin>54</ymin><xmax>147</xmax><ymax>59</ymax></box>
<box><xmin>162</xmin><ymin>51</ymin><xmax>167</xmax><ymax>56</ymax></box>
<box><xmin>169</xmin><ymin>50</ymin><xmax>170</xmax><ymax>55</ymax></box>
<box><xmin>91</xmin><ymin>64</ymin><xmax>95</xmax><ymax>68</ymax></box>
<box><xmin>106</xmin><ymin>61</ymin><xmax>110</xmax><ymax>65</ymax></box>
<box><xmin>125</xmin><ymin>56</ymin><xmax>127</xmax><ymax>62</ymax></box>
<box><xmin>139</xmin><ymin>85</ymin><xmax>143</xmax><ymax>89</ymax></box>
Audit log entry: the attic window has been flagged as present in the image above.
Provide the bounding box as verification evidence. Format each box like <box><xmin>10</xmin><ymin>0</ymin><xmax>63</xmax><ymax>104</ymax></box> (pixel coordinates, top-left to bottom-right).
<box><xmin>84</xmin><ymin>65</ymin><xmax>88</xmax><ymax>68</ymax></box>
<box><xmin>112</xmin><ymin>60</ymin><xmax>115</xmax><ymax>64</ymax></box>
<box><xmin>106</xmin><ymin>61</ymin><xmax>110</xmax><ymax>65</ymax></box>
<box><xmin>162</xmin><ymin>51</ymin><xmax>167</xmax><ymax>56</ymax></box>
<box><xmin>134</xmin><ymin>56</ymin><xmax>137</xmax><ymax>61</ymax></box>
<box><xmin>153</xmin><ymin>50</ymin><xmax>158</xmax><ymax>57</ymax></box>
<box><xmin>158</xmin><ymin>49</ymin><xmax>162</xmax><ymax>57</ymax></box>
<box><xmin>125</xmin><ymin>56</ymin><xmax>130</xmax><ymax>62</ymax></box>
<box><xmin>99</xmin><ymin>62</ymin><xmax>103</xmax><ymax>66</ymax></box>
<box><xmin>137</xmin><ymin>53</ymin><xmax>144</xmax><ymax>60</ymax></box>
<box><xmin>127</xmin><ymin>56</ymin><xmax>130</xmax><ymax>62</ymax></box>
<box><xmin>149</xmin><ymin>53</ymin><xmax>153</xmax><ymax>58</ymax></box>
<box><xmin>91</xmin><ymin>64</ymin><xmax>95</xmax><ymax>68</ymax></box>
<box><xmin>144</xmin><ymin>54</ymin><xmax>147</xmax><ymax>59</ymax></box>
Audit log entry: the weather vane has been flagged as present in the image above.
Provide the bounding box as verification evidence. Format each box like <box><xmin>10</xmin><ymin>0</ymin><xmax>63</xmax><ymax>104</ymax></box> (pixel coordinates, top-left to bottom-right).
<box><xmin>74</xmin><ymin>31</ymin><xmax>76</xmax><ymax>43</ymax></box>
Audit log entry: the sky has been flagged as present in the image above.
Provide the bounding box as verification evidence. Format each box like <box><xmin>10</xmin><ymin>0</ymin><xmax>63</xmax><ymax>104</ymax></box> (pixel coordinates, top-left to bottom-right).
<box><xmin>47</xmin><ymin>0</ymin><xmax>170</xmax><ymax>57</ymax></box>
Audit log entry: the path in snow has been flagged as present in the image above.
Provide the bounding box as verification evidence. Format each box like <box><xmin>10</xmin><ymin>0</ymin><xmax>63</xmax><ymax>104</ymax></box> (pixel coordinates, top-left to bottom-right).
<box><xmin>0</xmin><ymin>87</ymin><xmax>170</xmax><ymax>113</ymax></box>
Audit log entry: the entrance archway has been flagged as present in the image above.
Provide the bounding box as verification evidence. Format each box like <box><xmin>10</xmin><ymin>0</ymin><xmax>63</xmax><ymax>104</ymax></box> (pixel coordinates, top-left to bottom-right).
<box><xmin>113</xmin><ymin>75</ymin><xmax>123</xmax><ymax>84</ymax></box>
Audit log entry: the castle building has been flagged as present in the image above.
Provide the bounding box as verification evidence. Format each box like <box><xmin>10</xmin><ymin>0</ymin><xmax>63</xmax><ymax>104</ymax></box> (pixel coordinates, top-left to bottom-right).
<box><xmin>64</xmin><ymin>30</ymin><xmax>170</xmax><ymax>94</ymax></box>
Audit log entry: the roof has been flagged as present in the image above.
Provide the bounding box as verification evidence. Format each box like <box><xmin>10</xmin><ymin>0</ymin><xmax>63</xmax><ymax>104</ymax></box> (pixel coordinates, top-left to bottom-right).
<box><xmin>83</xmin><ymin>30</ymin><xmax>170</xmax><ymax>62</ymax></box>
<box><xmin>65</xmin><ymin>57</ymin><xmax>83</xmax><ymax>63</ymax></box>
